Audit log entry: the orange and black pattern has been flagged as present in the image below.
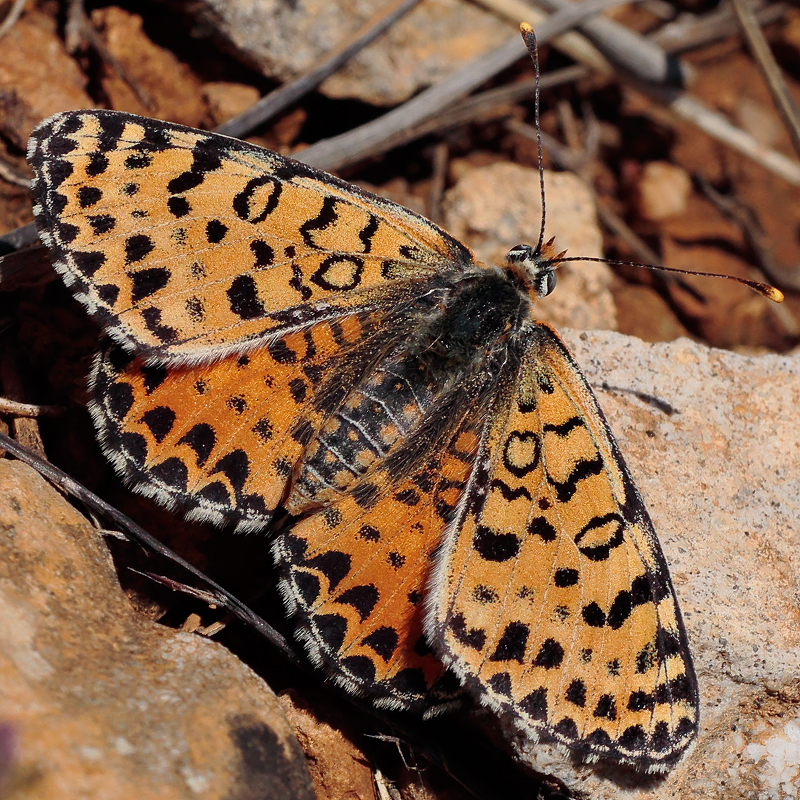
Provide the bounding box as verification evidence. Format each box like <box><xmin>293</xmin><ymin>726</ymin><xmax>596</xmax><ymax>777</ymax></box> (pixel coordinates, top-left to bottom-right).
<box><xmin>29</xmin><ymin>109</ymin><xmax>699</xmax><ymax>771</ymax></box>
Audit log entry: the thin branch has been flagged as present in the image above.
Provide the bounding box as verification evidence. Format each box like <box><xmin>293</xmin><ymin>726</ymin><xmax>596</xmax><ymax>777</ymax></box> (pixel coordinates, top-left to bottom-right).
<box><xmin>648</xmin><ymin>86</ymin><xmax>800</xmax><ymax>185</ymax></box>
<box><xmin>298</xmin><ymin>0</ymin><xmax>627</xmax><ymax>171</ymax></box>
<box><xmin>532</xmin><ymin>0</ymin><xmax>688</xmax><ymax>86</ymax></box>
<box><xmin>0</xmin><ymin>397</ymin><xmax>63</xmax><ymax>417</ymax></box>
<box><xmin>651</xmin><ymin>1</ymin><xmax>791</xmax><ymax>55</ymax></box>
<box><xmin>474</xmin><ymin>0</ymin><xmax>614</xmax><ymax>75</ymax></box>
<box><xmin>730</xmin><ymin>0</ymin><xmax>800</xmax><ymax>162</ymax></box>
<box><xmin>66</xmin><ymin>0</ymin><xmax>154</xmax><ymax>111</ymax></box>
<box><xmin>216</xmin><ymin>0</ymin><xmax>423</xmax><ymax>138</ymax></box>
<box><xmin>0</xmin><ymin>0</ymin><xmax>28</xmax><ymax>43</ymax></box>
<box><xmin>0</xmin><ymin>156</ymin><xmax>30</xmax><ymax>188</ymax></box>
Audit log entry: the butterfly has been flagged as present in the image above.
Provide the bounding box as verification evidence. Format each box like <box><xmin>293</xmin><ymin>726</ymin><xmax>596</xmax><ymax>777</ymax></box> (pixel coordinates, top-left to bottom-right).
<box><xmin>27</xmin><ymin>105</ymin><xmax>699</xmax><ymax>772</ymax></box>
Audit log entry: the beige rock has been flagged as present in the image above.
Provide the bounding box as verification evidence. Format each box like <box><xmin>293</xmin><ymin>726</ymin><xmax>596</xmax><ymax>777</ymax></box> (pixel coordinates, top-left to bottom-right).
<box><xmin>181</xmin><ymin>0</ymin><xmax>512</xmax><ymax>106</ymax></box>
<box><xmin>636</xmin><ymin>161</ymin><xmax>692</xmax><ymax>222</ymax></box>
<box><xmin>0</xmin><ymin>12</ymin><xmax>92</xmax><ymax>149</ymax></box>
<box><xmin>505</xmin><ymin>330</ymin><xmax>800</xmax><ymax>799</ymax></box>
<box><xmin>202</xmin><ymin>81</ymin><xmax>261</xmax><ymax>127</ymax></box>
<box><xmin>0</xmin><ymin>460</ymin><xmax>315</xmax><ymax>800</ymax></box>
<box><xmin>443</xmin><ymin>161</ymin><xmax>616</xmax><ymax>332</ymax></box>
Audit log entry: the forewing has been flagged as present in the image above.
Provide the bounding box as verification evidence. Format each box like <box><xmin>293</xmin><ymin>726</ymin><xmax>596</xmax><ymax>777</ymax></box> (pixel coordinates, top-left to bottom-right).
<box><xmin>28</xmin><ymin>110</ymin><xmax>473</xmax><ymax>362</ymax></box>
<box><xmin>430</xmin><ymin>324</ymin><xmax>698</xmax><ymax>771</ymax></box>
<box><xmin>90</xmin><ymin>313</ymin><xmax>379</xmax><ymax>530</ymax></box>
<box><xmin>273</xmin><ymin>419</ymin><xmax>484</xmax><ymax>711</ymax></box>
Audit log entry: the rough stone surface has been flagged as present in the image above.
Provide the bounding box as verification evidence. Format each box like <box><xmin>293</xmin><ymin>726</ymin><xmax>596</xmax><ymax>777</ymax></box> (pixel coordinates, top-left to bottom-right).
<box><xmin>504</xmin><ymin>329</ymin><xmax>800</xmax><ymax>799</ymax></box>
<box><xmin>279</xmin><ymin>691</ymin><xmax>378</xmax><ymax>800</ymax></box>
<box><xmin>636</xmin><ymin>160</ymin><xmax>691</xmax><ymax>222</ymax></box>
<box><xmin>444</xmin><ymin>162</ymin><xmax>616</xmax><ymax>332</ymax></box>
<box><xmin>183</xmin><ymin>0</ymin><xmax>512</xmax><ymax>106</ymax></box>
<box><xmin>0</xmin><ymin>460</ymin><xmax>315</xmax><ymax>800</ymax></box>
<box><xmin>91</xmin><ymin>7</ymin><xmax>206</xmax><ymax>128</ymax></box>
<box><xmin>0</xmin><ymin>12</ymin><xmax>92</xmax><ymax>149</ymax></box>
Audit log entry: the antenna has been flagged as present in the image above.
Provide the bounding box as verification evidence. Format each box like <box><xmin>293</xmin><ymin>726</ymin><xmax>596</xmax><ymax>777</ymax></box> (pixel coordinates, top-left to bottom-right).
<box><xmin>519</xmin><ymin>23</ymin><xmax>547</xmax><ymax>257</ymax></box>
<box><xmin>516</xmin><ymin>22</ymin><xmax>784</xmax><ymax>305</ymax></box>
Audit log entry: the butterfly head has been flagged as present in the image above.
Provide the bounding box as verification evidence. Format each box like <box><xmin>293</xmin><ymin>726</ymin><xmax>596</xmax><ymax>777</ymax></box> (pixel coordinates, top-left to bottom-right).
<box><xmin>504</xmin><ymin>238</ymin><xmax>566</xmax><ymax>300</ymax></box>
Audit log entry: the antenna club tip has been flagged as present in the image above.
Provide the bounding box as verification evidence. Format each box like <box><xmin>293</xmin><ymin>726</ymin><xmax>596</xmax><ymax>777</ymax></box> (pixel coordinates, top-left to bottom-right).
<box><xmin>520</xmin><ymin>21</ymin><xmax>534</xmax><ymax>35</ymax></box>
<box><xmin>766</xmin><ymin>287</ymin><xmax>785</xmax><ymax>303</ymax></box>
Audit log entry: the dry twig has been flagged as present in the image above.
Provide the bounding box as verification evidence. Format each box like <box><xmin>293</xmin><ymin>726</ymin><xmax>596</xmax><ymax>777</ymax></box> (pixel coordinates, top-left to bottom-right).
<box><xmin>299</xmin><ymin>0</ymin><xmax>626</xmax><ymax>171</ymax></box>
<box><xmin>730</xmin><ymin>0</ymin><xmax>800</xmax><ymax>161</ymax></box>
<box><xmin>217</xmin><ymin>0</ymin><xmax>423</xmax><ymax>138</ymax></box>
<box><xmin>0</xmin><ymin>0</ymin><xmax>27</xmax><ymax>43</ymax></box>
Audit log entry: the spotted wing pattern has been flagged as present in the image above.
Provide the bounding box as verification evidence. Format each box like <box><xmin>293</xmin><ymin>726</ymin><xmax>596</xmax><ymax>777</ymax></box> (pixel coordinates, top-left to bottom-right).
<box><xmin>274</xmin><ymin>416</ymin><xmax>484</xmax><ymax>710</ymax></box>
<box><xmin>429</xmin><ymin>324</ymin><xmax>698</xmax><ymax>771</ymax></box>
<box><xmin>28</xmin><ymin>108</ymin><xmax>699</xmax><ymax>772</ymax></box>
<box><xmin>28</xmin><ymin>110</ymin><xmax>472</xmax><ymax>363</ymax></box>
<box><xmin>90</xmin><ymin>313</ymin><xmax>384</xmax><ymax>529</ymax></box>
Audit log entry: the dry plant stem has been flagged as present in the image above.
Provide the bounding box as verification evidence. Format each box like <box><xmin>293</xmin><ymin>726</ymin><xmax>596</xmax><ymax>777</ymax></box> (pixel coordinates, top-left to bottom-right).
<box><xmin>730</xmin><ymin>0</ymin><xmax>800</xmax><ymax>161</ymax></box>
<box><xmin>644</xmin><ymin>84</ymin><xmax>800</xmax><ymax>185</ymax></box>
<box><xmin>0</xmin><ymin>397</ymin><xmax>63</xmax><ymax>417</ymax></box>
<box><xmin>532</xmin><ymin>0</ymin><xmax>688</xmax><ymax>85</ymax></box>
<box><xmin>427</xmin><ymin>141</ymin><xmax>449</xmax><ymax>224</ymax></box>
<box><xmin>0</xmin><ymin>0</ymin><xmax>28</xmax><ymax>43</ymax></box>
<box><xmin>298</xmin><ymin>0</ymin><xmax>625</xmax><ymax>171</ymax></box>
<box><xmin>0</xmin><ymin>347</ymin><xmax>45</xmax><ymax>457</ymax></box>
<box><xmin>217</xmin><ymin>0</ymin><xmax>423</xmax><ymax>139</ymax></box>
<box><xmin>0</xmin><ymin>157</ymin><xmax>30</xmax><ymax>187</ymax></box>
<box><xmin>651</xmin><ymin>1</ymin><xmax>791</xmax><ymax>54</ymax></box>
<box><xmin>0</xmin><ymin>428</ymin><xmax>302</xmax><ymax>664</ymax></box>
<box><xmin>474</xmin><ymin>0</ymin><xmax>613</xmax><ymax>75</ymax></box>
<box><xmin>0</xmin><ymin>221</ymin><xmax>38</xmax><ymax>251</ymax></box>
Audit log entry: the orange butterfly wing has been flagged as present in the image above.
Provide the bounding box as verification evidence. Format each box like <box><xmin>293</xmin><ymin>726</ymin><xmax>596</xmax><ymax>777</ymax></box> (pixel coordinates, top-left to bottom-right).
<box><xmin>28</xmin><ymin>110</ymin><xmax>473</xmax><ymax>363</ymax></box>
<box><xmin>428</xmin><ymin>324</ymin><xmax>698</xmax><ymax>771</ymax></box>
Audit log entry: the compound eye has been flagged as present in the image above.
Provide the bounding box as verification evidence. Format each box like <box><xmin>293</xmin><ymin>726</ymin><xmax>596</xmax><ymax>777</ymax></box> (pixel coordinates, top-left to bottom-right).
<box><xmin>535</xmin><ymin>269</ymin><xmax>557</xmax><ymax>298</ymax></box>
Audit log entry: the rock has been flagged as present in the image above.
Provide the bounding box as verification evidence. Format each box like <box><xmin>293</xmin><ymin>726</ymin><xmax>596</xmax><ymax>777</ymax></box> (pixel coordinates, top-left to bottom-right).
<box><xmin>443</xmin><ymin>161</ymin><xmax>616</xmax><ymax>331</ymax></box>
<box><xmin>635</xmin><ymin>161</ymin><xmax>691</xmax><ymax>222</ymax></box>
<box><xmin>202</xmin><ymin>81</ymin><xmax>260</xmax><ymax>127</ymax></box>
<box><xmin>505</xmin><ymin>330</ymin><xmax>800</xmax><ymax>799</ymax></box>
<box><xmin>0</xmin><ymin>12</ymin><xmax>92</xmax><ymax>150</ymax></box>
<box><xmin>90</xmin><ymin>7</ymin><xmax>206</xmax><ymax>128</ymax></box>
<box><xmin>0</xmin><ymin>460</ymin><xmax>315</xmax><ymax>800</ymax></box>
<box><xmin>181</xmin><ymin>0</ymin><xmax>511</xmax><ymax>106</ymax></box>
<box><xmin>278</xmin><ymin>691</ymin><xmax>378</xmax><ymax>800</ymax></box>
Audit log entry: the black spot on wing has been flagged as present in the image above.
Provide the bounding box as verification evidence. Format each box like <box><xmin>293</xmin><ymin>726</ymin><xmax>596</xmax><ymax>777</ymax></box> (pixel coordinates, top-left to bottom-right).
<box><xmin>565</xmin><ymin>679</ymin><xmax>586</xmax><ymax>707</ymax></box>
<box><xmin>78</xmin><ymin>186</ymin><xmax>102</xmax><ymax>208</ymax></box>
<box><xmin>150</xmin><ymin>457</ymin><xmax>188</xmax><ymax>492</ymax></box>
<box><xmin>125</xmin><ymin>235</ymin><xmax>155</xmax><ymax>264</ymax></box>
<box><xmin>178</xmin><ymin>423</ymin><xmax>216</xmax><ymax>467</ymax></box>
<box><xmin>448</xmin><ymin>612</ymin><xmax>486</xmax><ymax>651</ymax></box>
<box><xmin>519</xmin><ymin>687</ymin><xmax>548</xmax><ymax>721</ymax></box>
<box><xmin>299</xmin><ymin>196</ymin><xmax>338</xmax><ymax>248</ymax></box>
<box><xmin>532</xmin><ymin>638</ymin><xmax>564</xmax><ymax>669</ymax></box>
<box><xmin>336</xmin><ymin>584</ymin><xmax>379</xmax><ymax>622</ymax></box>
<box><xmin>473</xmin><ymin>526</ymin><xmax>520</xmax><ymax>562</ymax></box>
<box><xmin>141</xmin><ymin>307</ymin><xmax>178</xmax><ymax>343</ymax></box>
<box><xmin>305</xmin><ymin>551</ymin><xmax>351</xmax><ymax>592</ymax></box>
<box><xmin>130</xmin><ymin>267</ymin><xmax>170</xmax><ymax>302</ymax></box>
<box><xmin>228</xmin><ymin>275</ymin><xmax>265</xmax><ymax>320</ymax></box>
<box><xmin>139</xmin><ymin>406</ymin><xmax>175</xmax><ymax>443</ymax></box>
<box><xmin>361</xmin><ymin>626</ymin><xmax>398</xmax><ymax>661</ymax></box>
<box><xmin>550</xmin><ymin>455</ymin><xmax>604</xmax><ymax>503</ymax></box>
<box><xmin>489</xmin><ymin>622</ymin><xmax>529</xmax><ymax>663</ymax></box>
